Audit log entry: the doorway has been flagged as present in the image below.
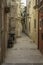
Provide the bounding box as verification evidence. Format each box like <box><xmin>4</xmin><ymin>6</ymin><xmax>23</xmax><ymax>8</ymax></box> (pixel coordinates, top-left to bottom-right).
<box><xmin>38</xmin><ymin>9</ymin><xmax>43</xmax><ymax>53</ymax></box>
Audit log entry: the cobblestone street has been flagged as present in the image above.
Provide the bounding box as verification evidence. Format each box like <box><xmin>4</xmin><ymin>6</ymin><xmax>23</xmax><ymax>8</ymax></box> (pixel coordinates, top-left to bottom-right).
<box><xmin>2</xmin><ymin>34</ymin><xmax>43</xmax><ymax>65</ymax></box>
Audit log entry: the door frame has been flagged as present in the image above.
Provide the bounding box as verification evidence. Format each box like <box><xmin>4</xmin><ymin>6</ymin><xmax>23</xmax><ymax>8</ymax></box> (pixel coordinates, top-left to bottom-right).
<box><xmin>38</xmin><ymin>7</ymin><xmax>43</xmax><ymax>53</ymax></box>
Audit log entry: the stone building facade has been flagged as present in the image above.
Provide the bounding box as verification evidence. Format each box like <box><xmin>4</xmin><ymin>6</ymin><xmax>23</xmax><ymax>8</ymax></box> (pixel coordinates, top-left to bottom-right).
<box><xmin>0</xmin><ymin>0</ymin><xmax>10</xmax><ymax>63</ymax></box>
<box><xmin>26</xmin><ymin>0</ymin><xmax>38</xmax><ymax>44</ymax></box>
<box><xmin>15</xmin><ymin>0</ymin><xmax>22</xmax><ymax>37</ymax></box>
<box><xmin>9</xmin><ymin>0</ymin><xmax>22</xmax><ymax>37</ymax></box>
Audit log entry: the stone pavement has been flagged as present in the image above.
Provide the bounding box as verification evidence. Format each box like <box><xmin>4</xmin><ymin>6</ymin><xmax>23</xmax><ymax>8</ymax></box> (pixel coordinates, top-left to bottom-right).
<box><xmin>2</xmin><ymin>34</ymin><xmax>43</xmax><ymax>65</ymax></box>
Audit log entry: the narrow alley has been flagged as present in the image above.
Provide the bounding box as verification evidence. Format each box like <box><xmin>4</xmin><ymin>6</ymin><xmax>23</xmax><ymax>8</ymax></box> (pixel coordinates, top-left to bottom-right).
<box><xmin>0</xmin><ymin>0</ymin><xmax>43</xmax><ymax>65</ymax></box>
<box><xmin>2</xmin><ymin>33</ymin><xmax>43</xmax><ymax>64</ymax></box>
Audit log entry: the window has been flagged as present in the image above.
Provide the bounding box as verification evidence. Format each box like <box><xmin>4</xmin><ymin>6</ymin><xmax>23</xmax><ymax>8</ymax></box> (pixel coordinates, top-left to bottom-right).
<box><xmin>34</xmin><ymin>19</ymin><xmax>36</xmax><ymax>29</ymax></box>
<box><xmin>29</xmin><ymin>22</ymin><xmax>30</xmax><ymax>32</ymax></box>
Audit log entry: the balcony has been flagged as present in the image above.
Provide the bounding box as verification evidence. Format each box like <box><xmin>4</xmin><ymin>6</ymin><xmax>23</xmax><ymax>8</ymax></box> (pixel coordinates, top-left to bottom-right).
<box><xmin>33</xmin><ymin>0</ymin><xmax>38</xmax><ymax>9</ymax></box>
<box><xmin>33</xmin><ymin>4</ymin><xmax>38</xmax><ymax>9</ymax></box>
<box><xmin>33</xmin><ymin>0</ymin><xmax>43</xmax><ymax>9</ymax></box>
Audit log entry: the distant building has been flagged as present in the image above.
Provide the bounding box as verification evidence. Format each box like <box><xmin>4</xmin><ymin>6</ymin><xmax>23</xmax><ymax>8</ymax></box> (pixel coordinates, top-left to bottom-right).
<box><xmin>21</xmin><ymin>6</ymin><xmax>27</xmax><ymax>33</ymax></box>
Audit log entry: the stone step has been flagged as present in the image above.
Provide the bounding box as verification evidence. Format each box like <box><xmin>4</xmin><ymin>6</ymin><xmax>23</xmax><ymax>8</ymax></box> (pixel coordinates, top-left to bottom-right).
<box><xmin>2</xmin><ymin>63</ymin><xmax>43</xmax><ymax>65</ymax></box>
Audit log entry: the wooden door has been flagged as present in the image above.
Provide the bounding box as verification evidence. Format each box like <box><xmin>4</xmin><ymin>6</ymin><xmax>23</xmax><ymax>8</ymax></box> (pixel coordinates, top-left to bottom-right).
<box><xmin>0</xmin><ymin>1</ymin><xmax>2</xmax><ymax>62</ymax></box>
<box><xmin>38</xmin><ymin>11</ymin><xmax>43</xmax><ymax>53</ymax></box>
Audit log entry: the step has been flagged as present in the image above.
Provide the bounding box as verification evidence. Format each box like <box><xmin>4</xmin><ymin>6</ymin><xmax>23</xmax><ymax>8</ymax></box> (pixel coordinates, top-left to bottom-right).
<box><xmin>2</xmin><ymin>63</ymin><xmax>43</xmax><ymax>65</ymax></box>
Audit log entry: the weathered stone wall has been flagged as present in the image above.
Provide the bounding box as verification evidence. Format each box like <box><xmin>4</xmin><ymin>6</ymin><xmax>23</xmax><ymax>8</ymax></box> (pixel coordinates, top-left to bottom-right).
<box><xmin>0</xmin><ymin>0</ymin><xmax>9</xmax><ymax>63</ymax></box>
<box><xmin>9</xmin><ymin>0</ymin><xmax>22</xmax><ymax>37</ymax></box>
<box><xmin>26</xmin><ymin>0</ymin><xmax>38</xmax><ymax>44</ymax></box>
